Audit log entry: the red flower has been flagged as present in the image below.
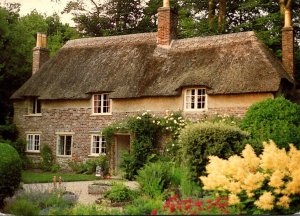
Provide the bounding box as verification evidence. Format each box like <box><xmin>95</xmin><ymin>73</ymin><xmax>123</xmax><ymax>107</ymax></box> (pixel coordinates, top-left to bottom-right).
<box><xmin>194</xmin><ymin>201</ymin><xmax>203</xmax><ymax>207</ymax></box>
<box><xmin>207</xmin><ymin>199</ymin><xmax>213</xmax><ymax>203</ymax></box>
<box><xmin>216</xmin><ymin>197</ymin><xmax>221</xmax><ymax>203</ymax></box>
<box><xmin>191</xmin><ymin>211</ymin><xmax>197</xmax><ymax>215</ymax></box>
<box><xmin>185</xmin><ymin>204</ymin><xmax>192</xmax><ymax>211</ymax></box>
<box><xmin>169</xmin><ymin>204</ymin><xmax>176</xmax><ymax>213</ymax></box>
<box><xmin>151</xmin><ymin>209</ymin><xmax>158</xmax><ymax>215</ymax></box>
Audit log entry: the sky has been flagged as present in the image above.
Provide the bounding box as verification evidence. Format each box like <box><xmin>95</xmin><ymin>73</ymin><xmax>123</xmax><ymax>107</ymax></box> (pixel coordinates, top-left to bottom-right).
<box><xmin>3</xmin><ymin>0</ymin><xmax>75</xmax><ymax>26</ymax></box>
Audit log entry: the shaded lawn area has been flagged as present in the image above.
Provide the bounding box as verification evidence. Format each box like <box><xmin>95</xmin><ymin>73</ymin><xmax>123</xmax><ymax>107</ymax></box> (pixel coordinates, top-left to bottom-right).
<box><xmin>22</xmin><ymin>170</ymin><xmax>98</xmax><ymax>183</ymax></box>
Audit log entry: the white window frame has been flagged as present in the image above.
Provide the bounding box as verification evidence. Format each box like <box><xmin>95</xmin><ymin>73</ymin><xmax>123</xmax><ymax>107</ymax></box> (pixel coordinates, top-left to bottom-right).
<box><xmin>28</xmin><ymin>98</ymin><xmax>41</xmax><ymax>114</ymax></box>
<box><xmin>92</xmin><ymin>94</ymin><xmax>112</xmax><ymax>115</ymax></box>
<box><xmin>184</xmin><ymin>88</ymin><xmax>207</xmax><ymax>111</ymax></box>
<box><xmin>57</xmin><ymin>135</ymin><xmax>73</xmax><ymax>157</ymax></box>
<box><xmin>26</xmin><ymin>134</ymin><xmax>40</xmax><ymax>152</ymax></box>
<box><xmin>90</xmin><ymin>134</ymin><xmax>107</xmax><ymax>156</ymax></box>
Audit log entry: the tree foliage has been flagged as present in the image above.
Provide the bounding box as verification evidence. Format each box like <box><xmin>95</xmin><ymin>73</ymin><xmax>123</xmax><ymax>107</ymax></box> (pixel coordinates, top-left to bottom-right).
<box><xmin>0</xmin><ymin>3</ymin><xmax>78</xmax><ymax>124</ymax></box>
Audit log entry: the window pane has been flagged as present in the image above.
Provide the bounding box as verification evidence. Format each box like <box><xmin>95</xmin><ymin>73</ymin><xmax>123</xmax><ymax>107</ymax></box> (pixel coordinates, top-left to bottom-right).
<box><xmin>101</xmin><ymin>137</ymin><xmax>106</xmax><ymax>154</ymax></box>
<box><xmin>36</xmin><ymin>100</ymin><xmax>41</xmax><ymax>113</ymax></box>
<box><xmin>92</xmin><ymin>135</ymin><xmax>100</xmax><ymax>154</ymax></box>
<box><xmin>27</xmin><ymin>135</ymin><xmax>33</xmax><ymax>151</ymax></box>
<box><xmin>65</xmin><ymin>136</ymin><xmax>72</xmax><ymax>155</ymax></box>
<box><xmin>58</xmin><ymin>136</ymin><xmax>65</xmax><ymax>155</ymax></box>
<box><xmin>34</xmin><ymin>135</ymin><xmax>40</xmax><ymax>151</ymax></box>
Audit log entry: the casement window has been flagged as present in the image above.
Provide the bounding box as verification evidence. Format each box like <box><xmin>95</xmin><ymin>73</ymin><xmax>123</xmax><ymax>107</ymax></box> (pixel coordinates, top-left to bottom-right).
<box><xmin>57</xmin><ymin>135</ymin><xmax>72</xmax><ymax>156</ymax></box>
<box><xmin>26</xmin><ymin>134</ymin><xmax>40</xmax><ymax>152</ymax></box>
<box><xmin>185</xmin><ymin>88</ymin><xmax>207</xmax><ymax>110</ymax></box>
<box><xmin>93</xmin><ymin>94</ymin><xmax>111</xmax><ymax>114</ymax></box>
<box><xmin>91</xmin><ymin>134</ymin><xmax>106</xmax><ymax>155</ymax></box>
<box><xmin>28</xmin><ymin>98</ymin><xmax>41</xmax><ymax>114</ymax></box>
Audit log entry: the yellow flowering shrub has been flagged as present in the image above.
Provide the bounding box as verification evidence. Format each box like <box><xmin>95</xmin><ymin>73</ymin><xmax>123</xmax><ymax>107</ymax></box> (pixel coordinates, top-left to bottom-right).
<box><xmin>200</xmin><ymin>140</ymin><xmax>300</xmax><ymax>214</ymax></box>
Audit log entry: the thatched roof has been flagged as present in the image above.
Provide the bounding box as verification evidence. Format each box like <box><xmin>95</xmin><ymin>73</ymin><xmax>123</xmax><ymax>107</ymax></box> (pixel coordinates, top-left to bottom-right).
<box><xmin>12</xmin><ymin>31</ymin><xmax>293</xmax><ymax>100</ymax></box>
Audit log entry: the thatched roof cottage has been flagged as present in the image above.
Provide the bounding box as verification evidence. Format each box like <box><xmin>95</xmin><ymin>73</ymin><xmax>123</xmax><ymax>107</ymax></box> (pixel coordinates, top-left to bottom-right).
<box><xmin>11</xmin><ymin>0</ymin><xmax>295</xmax><ymax>171</ymax></box>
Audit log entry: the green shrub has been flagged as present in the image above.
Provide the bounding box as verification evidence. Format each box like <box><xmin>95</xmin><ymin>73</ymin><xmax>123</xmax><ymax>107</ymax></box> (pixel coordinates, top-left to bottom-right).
<box><xmin>0</xmin><ymin>122</ymin><xmax>18</xmax><ymax>141</ymax></box>
<box><xmin>6</xmin><ymin>198</ymin><xmax>40</xmax><ymax>216</ymax></box>
<box><xmin>240</xmin><ymin>97</ymin><xmax>300</xmax><ymax>152</ymax></box>
<box><xmin>104</xmin><ymin>184</ymin><xmax>136</xmax><ymax>203</ymax></box>
<box><xmin>124</xmin><ymin>196</ymin><xmax>163</xmax><ymax>215</ymax></box>
<box><xmin>179</xmin><ymin>122</ymin><xmax>248</xmax><ymax>180</ymax></box>
<box><xmin>50</xmin><ymin>164</ymin><xmax>61</xmax><ymax>172</ymax></box>
<box><xmin>41</xmin><ymin>144</ymin><xmax>54</xmax><ymax>171</ymax></box>
<box><xmin>69</xmin><ymin>155</ymin><xmax>109</xmax><ymax>175</ymax></box>
<box><xmin>136</xmin><ymin>161</ymin><xmax>172</xmax><ymax>198</ymax></box>
<box><xmin>6</xmin><ymin>138</ymin><xmax>30</xmax><ymax>169</ymax></box>
<box><xmin>0</xmin><ymin>143</ymin><xmax>22</xmax><ymax>207</ymax></box>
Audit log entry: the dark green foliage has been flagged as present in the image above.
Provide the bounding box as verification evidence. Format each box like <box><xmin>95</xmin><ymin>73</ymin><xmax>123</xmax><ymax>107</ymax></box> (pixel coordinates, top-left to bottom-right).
<box><xmin>104</xmin><ymin>184</ymin><xmax>137</xmax><ymax>203</ymax></box>
<box><xmin>0</xmin><ymin>121</ymin><xmax>18</xmax><ymax>141</ymax></box>
<box><xmin>5</xmin><ymin>199</ymin><xmax>40</xmax><ymax>216</ymax></box>
<box><xmin>9</xmin><ymin>138</ymin><xmax>30</xmax><ymax>169</ymax></box>
<box><xmin>68</xmin><ymin>155</ymin><xmax>109</xmax><ymax>175</ymax></box>
<box><xmin>120</xmin><ymin>113</ymin><xmax>161</xmax><ymax>180</ymax></box>
<box><xmin>179</xmin><ymin>122</ymin><xmax>248</xmax><ymax>181</ymax></box>
<box><xmin>0</xmin><ymin>143</ymin><xmax>22</xmax><ymax>207</ymax></box>
<box><xmin>41</xmin><ymin>144</ymin><xmax>54</xmax><ymax>171</ymax></box>
<box><xmin>124</xmin><ymin>196</ymin><xmax>163</xmax><ymax>215</ymax></box>
<box><xmin>136</xmin><ymin>161</ymin><xmax>172</xmax><ymax>198</ymax></box>
<box><xmin>240</xmin><ymin>97</ymin><xmax>300</xmax><ymax>152</ymax></box>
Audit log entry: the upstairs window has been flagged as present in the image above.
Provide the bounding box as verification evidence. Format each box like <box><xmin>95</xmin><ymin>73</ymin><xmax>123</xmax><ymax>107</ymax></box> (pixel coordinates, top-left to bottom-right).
<box><xmin>93</xmin><ymin>94</ymin><xmax>111</xmax><ymax>114</ymax></box>
<box><xmin>28</xmin><ymin>98</ymin><xmax>41</xmax><ymax>114</ymax></box>
<box><xmin>185</xmin><ymin>88</ymin><xmax>207</xmax><ymax>110</ymax></box>
<box><xmin>57</xmin><ymin>135</ymin><xmax>72</xmax><ymax>156</ymax></box>
<box><xmin>91</xmin><ymin>134</ymin><xmax>106</xmax><ymax>155</ymax></box>
<box><xmin>26</xmin><ymin>134</ymin><xmax>40</xmax><ymax>152</ymax></box>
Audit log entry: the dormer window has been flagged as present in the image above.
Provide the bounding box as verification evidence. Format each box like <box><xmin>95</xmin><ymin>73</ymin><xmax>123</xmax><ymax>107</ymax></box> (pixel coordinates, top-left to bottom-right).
<box><xmin>28</xmin><ymin>98</ymin><xmax>41</xmax><ymax>114</ymax></box>
<box><xmin>93</xmin><ymin>94</ymin><xmax>111</xmax><ymax>114</ymax></box>
<box><xmin>184</xmin><ymin>88</ymin><xmax>207</xmax><ymax>111</ymax></box>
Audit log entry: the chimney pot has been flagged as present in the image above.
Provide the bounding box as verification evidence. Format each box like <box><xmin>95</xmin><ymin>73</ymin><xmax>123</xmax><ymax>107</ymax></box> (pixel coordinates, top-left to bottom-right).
<box><xmin>32</xmin><ymin>32</ymin><xmax>50</xmax><ymax>75</ymax></box>
<box><xmin>163</xmin><ymin>0</ymin><xmax>170</xmax><ymax>7</ymax></box>
<box><xmin>284</xmin><ymin>8</ymin><xmax>292</xmax><ymax>27</ymax></box>
<box><xmin>36</xmin><ymin>32</ymin><xmax>42</xmax><ymax>47</ymax></box>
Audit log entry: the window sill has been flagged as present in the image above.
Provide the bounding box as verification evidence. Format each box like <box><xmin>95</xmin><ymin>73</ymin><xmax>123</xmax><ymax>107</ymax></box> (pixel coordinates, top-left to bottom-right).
<box><xmin>56</xmin><ymin>155</ymin><xmax>72</xmax><ymax>158</ymax></box>
<box><xmin>184</xmin><ymin>109</ymin><xmax>207</xmax><ymax>112</ymax></box>
<box><xmin>88</xmin><ymin>154</ymin><xmax>106</xmax><ymax>157</ymax></box>
<box><xmin>26</xmin><ymin>151</ymin><xmax>40</xmax><ymax>154</ymax></box>
<box><xmin>90</xmin><ymin>113</ymin><xmax>112</xmax><ymax>116</ymax></box>
<box><xmin>23</xmin><ymin>114</ymin><xmax>42</xmax><ymax>117</ymax></box>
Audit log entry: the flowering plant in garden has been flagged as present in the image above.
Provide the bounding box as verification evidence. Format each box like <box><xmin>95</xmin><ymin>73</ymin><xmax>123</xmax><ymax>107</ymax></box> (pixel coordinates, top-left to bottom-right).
<box><xmin>200</xmin><ymin>140</ymin><xmax>300</xmax><ymax>214</ymax></box>
<box><xmin>151</xmin><ymin>194</ymin><xmax>232</xmax><ymax>215</ymax></box>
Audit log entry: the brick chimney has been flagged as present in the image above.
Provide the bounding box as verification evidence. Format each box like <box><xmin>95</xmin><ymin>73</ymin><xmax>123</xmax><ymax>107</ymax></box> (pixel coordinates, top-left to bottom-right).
<box><xmin>32</xmin><ymin>32</ymin><xmax>50</xmax><ymax>75</ymax></box>
<box><xmin>282</xmin><ymin>8</ymin><xmax>294</xmax><ymax>78</ymax></box>
<box><xmin>157</xmin><ymin>0</ymin><xmax>178</xmax><ymax>46</ymax></box>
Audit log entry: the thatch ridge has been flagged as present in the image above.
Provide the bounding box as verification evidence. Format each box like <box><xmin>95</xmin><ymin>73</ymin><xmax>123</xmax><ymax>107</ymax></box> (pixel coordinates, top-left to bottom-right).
<box><xmin>11</xmin><ymin>31</ymin><xmax>293</xmax><ymax>100</ymax></box>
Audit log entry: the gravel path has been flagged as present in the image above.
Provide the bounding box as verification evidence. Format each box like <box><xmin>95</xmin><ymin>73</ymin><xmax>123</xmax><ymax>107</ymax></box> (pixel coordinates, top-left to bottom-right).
<box><xmin>23</xmin><ymin>180</ymin><xmax>139</xmax><ymax>205</ymax></box>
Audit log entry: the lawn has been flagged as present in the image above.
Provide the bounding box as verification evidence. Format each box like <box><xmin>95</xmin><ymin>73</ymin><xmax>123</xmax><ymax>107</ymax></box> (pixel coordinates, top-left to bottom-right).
<box><xmin>21</xmin><ymin>170</ymin><xmax>98</xmax><ymax>183</ymax></box>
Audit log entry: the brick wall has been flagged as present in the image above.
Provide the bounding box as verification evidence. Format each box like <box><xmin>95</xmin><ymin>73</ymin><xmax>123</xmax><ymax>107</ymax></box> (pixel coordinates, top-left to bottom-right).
<box><xmin>282</xmin><ymin>26</ymin><xmax>294</xmax><ymax>78</ymax></box>
<box><xmin>157</xmin><ymin>7</ymin><xmax>177</xmax><ymax>46</ymax></box>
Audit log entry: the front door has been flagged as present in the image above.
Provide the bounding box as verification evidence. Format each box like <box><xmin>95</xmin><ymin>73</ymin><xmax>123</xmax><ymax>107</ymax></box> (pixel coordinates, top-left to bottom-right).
<box><xmin>115</xmin><ymin>135</ymin><xmax>130</xmax><ymax>173</ymax></box>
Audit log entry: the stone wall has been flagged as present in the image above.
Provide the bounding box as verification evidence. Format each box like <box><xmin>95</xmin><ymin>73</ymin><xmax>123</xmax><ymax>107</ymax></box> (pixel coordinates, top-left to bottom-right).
<box><xmin>13</xmin><ymin>92</ymin><xmax>273</xmax><ymax>170</ymax></box>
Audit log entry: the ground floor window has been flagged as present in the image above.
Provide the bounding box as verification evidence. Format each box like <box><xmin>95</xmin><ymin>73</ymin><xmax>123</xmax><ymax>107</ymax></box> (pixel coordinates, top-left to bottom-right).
<box><xmin>91</xmin><ymin>134</ymin><xmax>106</xmax><ymax>155</ymax></box>
<box><xmin>26</xmin><ymin>134</ymin><xmax>40</xmax><ymax>152</ymax></box>
<box><xmin>57</xmin><ymin>135</ymin><xmax>72</xmax><ymax>156</ymax></box>
<box><xmin>185</xmin><ymin>88</ymin><xmax>207</xmax><ymax>110</ymax></box>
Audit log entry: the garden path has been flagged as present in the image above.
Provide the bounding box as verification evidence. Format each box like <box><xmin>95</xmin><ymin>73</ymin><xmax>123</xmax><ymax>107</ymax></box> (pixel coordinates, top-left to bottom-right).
<box><xmin>23</xmin><ymin>180</ymin><xmax>139</xmax><ymax>205</ymax></box>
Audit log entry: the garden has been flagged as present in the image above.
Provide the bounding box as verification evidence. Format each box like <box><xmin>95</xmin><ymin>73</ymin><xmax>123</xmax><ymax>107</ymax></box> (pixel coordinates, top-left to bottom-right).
<box><xmin>1</xmin><ymin>96</ymin><xmax>300</xmax><ymax>215</ymax></box>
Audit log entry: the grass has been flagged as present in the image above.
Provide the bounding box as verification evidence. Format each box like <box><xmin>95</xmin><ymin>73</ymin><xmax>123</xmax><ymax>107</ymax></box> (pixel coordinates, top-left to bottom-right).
<box><xmin>22</xmin><ymin>170</ymin><xmax>98</xmax><ymax>183</ymax></box>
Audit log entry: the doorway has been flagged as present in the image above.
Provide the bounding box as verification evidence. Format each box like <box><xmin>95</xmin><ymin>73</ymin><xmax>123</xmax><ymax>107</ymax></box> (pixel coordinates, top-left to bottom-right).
<box><xmin>115</xmin><ymin>134</ymin><xmax>130</xmax><ymax>173</ymax></box>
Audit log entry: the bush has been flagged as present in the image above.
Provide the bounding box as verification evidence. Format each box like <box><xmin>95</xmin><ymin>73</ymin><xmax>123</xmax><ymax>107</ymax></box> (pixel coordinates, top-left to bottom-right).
<box><xmin>5</xmin><ymin>198</ymin><xmax>40</xmax><ymax>216</ymax></box>
<box><xmin>41</xmin><ymin>144</ymin><xmax>54</xmax><ymax>171</ymax></box>
<box><xmin>240</xmin><ymin>97</ymin><xmax>300</xmax><ymax>152</ymax></box>
<box><xmin>0</xmin><ymin>143</ymin><xmax>22</xmax><ymax>207</ymax></box>
<box><xmin>200</xmin><ymin>141</ymin><xmax>300</xmax><ymax>215</ymax></box>
<box><xmin>179</xmin><ymin>122</ymin><xmax>248</xmax><ymax>180</ymax></box>
<box><xmin>136</xmin><ymin>161</ymin><xmax>172</xmax><ymax>198</ymax></box>
<box><xmin>124</xmin><ymin>196</ymin><xmax>163</xmax><ymax>215</ymax></box>
<box><xmin>104</xmin><ymin>184</ymin><xmax>136</xmax><ymax>203</ymax></box>
<box><xmin>69</xmin><ymin>155</ymin><xmax>109</xmax><ymax>175</ymax></box>
<box><xmin>6</xmin><ymin>138</ymin><xmax>30</xmax><ymax>169</ymax></box>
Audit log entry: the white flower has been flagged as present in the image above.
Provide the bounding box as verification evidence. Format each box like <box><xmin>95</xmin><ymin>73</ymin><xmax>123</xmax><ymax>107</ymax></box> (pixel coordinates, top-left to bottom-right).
<box><xmin>142</xmin><ymin>112</ymin><xmax>147</xmax><ymax>116</ymax></box>
<box><xmin>170</xmin><ymin>117</ymin><xmax>174</xmax><ymax>120</ymax></box>
<box><xmin>231</xmin><ymin>121</ymin><xmax>235</xmax><ymax>124</ymax></box>
<box><xmin>152</xmin><ymin>120</ymin><xmax>156</xmax><ymax>123</ymax></box>
<box><xmin>166</xmin><ymin>149</ymin><xmax>169</xmax><ymax>152</ymax></box>
<box><xmin>172</xmin><ymin>144</ymin><xmax>175</xmax><ymax>147</ymax></box>
<box><xmin>178</xmin><ymin>117</ymin><xmax>182</xmax><ymax>120</ymax></box>
<box><xmin>174</xmin><ymin>120</ymin><xmax>178</xmax><ymax>124</ymax></box>
<box><xmin>136</xmin><ymin>116</ymin><xmax>141</xmax><ymax>120</ymax></box>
